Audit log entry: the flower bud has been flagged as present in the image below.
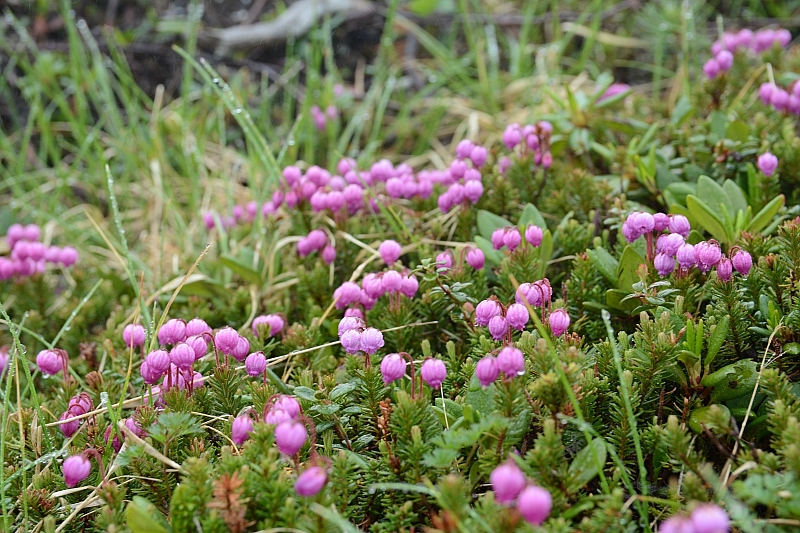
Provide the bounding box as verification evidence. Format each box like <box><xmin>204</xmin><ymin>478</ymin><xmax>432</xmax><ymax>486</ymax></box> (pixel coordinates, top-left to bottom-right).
<box><xmin>716</xmin><ymin>256</ymin><xmax>733</xmax><ymax>282</ymax></box>
<box><xmin>274</xmin><ymin>395</ymin><xmax>301</xmax><ymax>418</ymax></box>
<box><xmin>382</xmin><ymin>270</ymin><xmax>403</xmax><ymax>293</ymax></box>
<box><xmin>757</xmin><ymin>152</ymin><xmax>778</xmax><ymax>176</ymax></box>
<box><xmin>400</xmin><ymin>275</ymin><xmax>419</xmax><ymax>298</ymax></box>
<box><xmin>215</xmin><ymin>327</ymin><xmax>239</xmax><ymax>355</ymax></box>
<box><xmin>59</xmin><ymin>247</ymin><xmax>78</xmax><ymax>266</ymax></box>
<box><xmin>340</xmin><ymin>329</ymin><xmax>362</xmax><ymax>354</ymax></box>
<box><xmin>321</xmin><ymin>244</ymin><xmax>336</xmax><ymax>265</ymax></box>
<box><xmin>656</xmin><ymin>233</ymin><xmax>685</xmax><ymax>257</ymax></box>
<box><xmin>230</xmin><ymin>336</ymin><xmax>250</xmax><ymax>362</ymax></box>
<box><xmin>491</xmin><ymin>228</ymin><xmax>505</xmax><ymax>250</ymax></box>
<box><xmin>144</xmin><ymin>349</ymin><xmax>171</xmax><ymax>378</ymax></box>
<box><xmin>622</xmin><ymin>212</ymin><xmax>655</xmax><ymax>243</ymax></box>
<box><xmin>676</xmin><ymin>243</ymin><xmax>696</xmax><ymax>269</ymax></box>
<box><xmin>653</xmin><ymin>213</ymin><xmax>671</xmax><ymax>232</ymax></box>
<box><xmin>524</xmin><ymin>225</ymin><xmax>543</xmax><ymax>247</ymax></box>
<box><xmin>659</xmin><ymin>515</ymin><xmax>694</xmax><ymax>533</ymax></box>
<box><xmin>436</xmin><ymin>251</ymin><xmax>453</xmax><ymax>270</ymax></box>
<box><xmin>185</xmin><ymin>335</ymin><xmax>208</xmax><ymax>360</ymax></box>
<box><xmin>654</xmin><ymin>253</ymin><xmax>676</xmax><ymax>277</ymax></box>
<box><xmin>169</xmin><ymin>343</ymin><xmax>195</xmax><ymax>370</ymax></box>
<box><xmin>695</xmin><ymin>241</ymin><xmax>722</xmax><ymax>273</ymax></box>
<box><xmin>503</xmin><ymin>227</ymin><xmax>522</xmax><ymax>251</ymax></box>
<box><xmin>338</xmin><ymin>316</ymin><xmax>365</xmax><ymax>337</ymax></box>
<box><xmin>59</xmin><ymin>411</ymin><xmax>80</xmax><ymax>437</ymax></box>
<box><xmin>265</xmin><ymin>408</ymin><xmax>292</xmax><ymax>425</ymax></box>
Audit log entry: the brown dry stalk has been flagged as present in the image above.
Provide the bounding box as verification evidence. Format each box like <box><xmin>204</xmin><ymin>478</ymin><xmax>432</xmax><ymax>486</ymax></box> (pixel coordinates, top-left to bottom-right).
<box><xmin>207</xmin><ymin>472</ymin><xmax>252</xmax><ymax>533</ymax></box>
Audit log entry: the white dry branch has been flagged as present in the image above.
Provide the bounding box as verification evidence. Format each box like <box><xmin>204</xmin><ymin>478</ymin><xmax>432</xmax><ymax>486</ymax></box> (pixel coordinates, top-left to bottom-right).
<box><xmin>209</xmin><ymin>0</ymin><xmax>376</xmax><ymax>56</ymax></box>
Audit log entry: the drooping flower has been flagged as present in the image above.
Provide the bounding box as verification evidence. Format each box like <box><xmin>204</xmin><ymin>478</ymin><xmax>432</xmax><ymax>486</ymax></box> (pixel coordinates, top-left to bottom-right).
<box><xmin>475</xmin><ymin>356</ymin><xmax>499</xmax><ymax>387</ymax></box>
<box><xmin>694</xmin><ymin>241</ymin><xmax>722</xmax><ymax>272</ymax></box>
<box><xmin>653</xmin><ymin>213</ymin><xmax>670</xmax><ymax>232</ymax></box>
<box><xmin>466</xmin><ymin>248</ymin><xmax>485</xmax><ymax>270</ymax></box>
<box><xmin>123</xmin><ymin>324</ymin><xmax>146</xmax><ymax>348</ymax></box>
<box><xmin>420</xmin><ymin>359</ymin><xmax>447</xmax><ymax>389</ymax></box>
<box><xmin>548</xmin><ymin>309</ymin><xmax>570</xmax><ymax>336</ymax></box>
<box><xmin>659</xmin><ymin>515</ymin><xmax>694</xmax><ymax>533</ymax></box>
<box><xmin>669</xmin><ymin>215</ymin><xmax>691</xmax><ymax>238</ymax></box>
<box><xmin>475</xmin><ymin>299</ymin><xmax>502</xmax><ymax>326</ymax></box>
<box><xmin>157</xmin><ymin>319</ymin><xmax>186</xmax><ymax>345</ymax></box>
<box><xmin>360</xmin><ymin>328</ymin><xmax>384</xmax><ymax>355</ymax></box>
<box><xmin>295</xmin><ymin>466</ymin><xmax>328</xmax><ymax>497</ymax></box>
<box><xmin>622</xmin><ymin>212</ymin><xmax>655</xmax><ymax>243</ymax></box>
<box><xmin>380</xmin><ymin>353</ymin><xmax>406</xmax><ymax>384</ymax></box>
<box><xmin>230</xmin><ymin>336</ymin><xmax>250</xmax><ymax>362</ymax></box>
<box><xmin>232</xmin><ymin>414</ymin><xmax>254</xmax><ymax>445</ymax></box>
<box><xmin>496</xmin><ymin>346</ymin><xmax>525</xmax><ymax>376</ymax></box>
<box><xmin>716</xmin><ymin>256</ymin><xmax>733</xmax><ymax>282</ymax></box>
<box><xmin>690</xmin><ymin>503</ymin><xmax>730</xmax><ymax>533</ymax></box>
<box><xmin>731</xmin><ymin>249</ymin><xmax>752</xmax><ymax>276</ymax></box>
<box><xmin>503</xmin><ymin>227</ymin><xmax>522</xmax><ymax>251</ymax></box>
<box><xmin>676</xmin><ymin>243</ymin><xmax>696</xmax><ymax>270</ymax></box>
<box><xmin>340</xmin><ymin>329</ymin><xmax>362</xmax><ymax>354</ymax></box>
<box><xmin>516</xmin><ymin>485</ymin><xmax>553</xmax><ymax>525</ymax></box>
<box><xmin>36</xmin><ymin>349</ymin><xmax>64</xmax><ymax>376</ymax></box>
<box><xmin>654</xmin><ymin>253</ymin><xmax>676</xmax><ymax>278</ymax></box>
<box><xmin>505</xmin><ymin>303</ymin><xmax>529</xmax><ymax>331</ymax></box>
<box><xmin>215</xmin><ymin>327</ymin><xmax>239</xmax><ymax>355</ymax></box>
<box><xmin>274</xmin><ymin>395</ymin><xmax>301</xmax><ymax>418</ymax></box>
<box><xmin>274</xmin><ymin>419</ymin><xmax>308</xmax><ymax>456</ymax></box>
<box><xmin>524</xmin><ymin>225</ymin><xmax>543</xmax><ymax>247</ymax></box>
<box><xmin>245</xmin><ymin>351</ymin><xmax>267</xmax><ymax>376</ymax></box>
<box><xmin>169</xmin><ymin>343</ymin><xmax>195</xmax><ymax>370</ymax></box>
<box><xmin>490</xmin><ymin>460</ymin><xmax>526</xmax><ymax>504</ymax></box>
<box><xmin>185</xmin><ymin>318</ymin><xmax>212</xmax><ymax>337</ymax></box>
<box><xmin>757</xmin><ymin>152</ymin><xmax>778</xmax><ymax>176</ymax></box>
<box><xmin>379</xmin><ymin>240</ymin><xmax>402</xmax><ymax>265</ymax></box>
<box><xmin>63</xmin><ymin>454</ymin><xmax>92</xmax><ymax>488</ymax></box>
<box><xmin>656</xmin><ymin>233</ymin><xmax>684</xmax><ymax>257</ymax></box>
<box><xmin>488</xmin><ymin>315</ymin><xmax>509</xmax><ymax>340</ymax></box>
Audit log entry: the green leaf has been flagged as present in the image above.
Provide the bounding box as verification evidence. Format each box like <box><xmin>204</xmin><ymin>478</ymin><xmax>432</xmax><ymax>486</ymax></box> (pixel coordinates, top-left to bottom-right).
<box><xmin>310</xmin><ymin>503</ymin><xmax>362</xmax><ymax>533</ymax></box>
<box><xmin>329</xmin><ymin>382</ymin><xmax>357</xmax><ymax>401</ymax></box>
<box><xmin>434</xmin><ymin>397</ymin><xmax>464</xmax><ymax>422</ymax></box>
<box><xmin>686</xmin><ymin>195</ymin><xmax>729</xmax><ymax>244</ymax></box>
<box><xmin>517</xmin><ymin>203</ymin><xmax>547</xmax><ymax>230</ymax></box>
<box><xmin>566</xmin><ymin>438</ymin><xmax>608</xmax><ymax>492</ymax></box>
<box><xmin>696</xmin><ymin>175</ymin><xmax>733</xmax><ymax>219</ymax></box>
<box><xmin>587</xmin><ymin>247</ymin><xmax>619</xmax><ymax>285</ymax></box>
<box><xmin>726</xmin><ymin>120</ymin><xmax>750</xmax><ymax>143</ymax></box>
<box><xmin>722</xmin><ymin>180</ymin><xmax>749</xmax><ymax>215</ymax></box>
<box><xmin>705</xmin><ymin>316</ymin><xmax>729</xmax><ymax>369</ymax></box>
<box><xmin>422</xmin><ymin>448</ymin><xmax>460</xmax><ymax>468</ymax></box>
<box><xmin>312</xmin><ymin>403</ymin><xmax>340</xmax><ymax>415</ymax></box>
<box><xmin>477</xmin><ymin>210</ymin><xmax>512</xmax><ymax>240</ymax></box>
<box><xmin>409</xmin><ymin>0</ymin><xmax>439</xmax><ymax>15</ymax></box>
<box><xmin>709</xmin><ymin>111</ymin><xmax>728</xmax><ymax>139</ymax></box>
<box><xmin>688</xmin><ymin>404</ymin><xmax>731</xmax><ymax>434</ymax></box>
<box><xmin>536</xmin><ymin>230</ymin><xmax>553</xmax><ymax>279</ymax></box>
<box><xmin>671</xmin><ymin>95</ymin><xmax>694</xmax><ymax>126</ymax></box>
<box><xmin>616</xmin><ymin>246</ymin><xmax>644</xmax><ymax>292</ymax></box>
<box><xmin>220</xmin><ymin>253</ymin><xmax>263</xmax><ymax>286</ymax></box>
<box><xmin>702</xmin><ymin>360</ymin><xmax>759</xmax><ymax>402</ymax></box>
<box><xmin>126</xmin><ymin>497</ymin><xmax>171</xmax><ymax>533</ymax></box>
<box><xmin>664</xmin><ymin>182</ymin><xmax>696</xmax><ymax>208</ymax></box>
<box><xmin>747</xmin><ymin>194</ymin><xmax>785</xmax><ymax>234</ymax></box>
<box><xmin>605</xmin><ymin>289</ymin><xmax>640</xmax><ymax>314</ymax></box>
<box><xmin>293</xmin><ymin>386</ymin><xmax>318</xmax><ymax>401</ymax></box>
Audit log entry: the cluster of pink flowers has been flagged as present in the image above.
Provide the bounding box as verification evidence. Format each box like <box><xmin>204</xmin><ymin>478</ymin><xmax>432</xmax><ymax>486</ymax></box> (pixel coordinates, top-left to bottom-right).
<box><xmin>491</xmin><ymin>224</ymin><xmax>543</xmax><ymax>252</ymax></box>
<box><xmin>712</xmin><ymin>27</ymin><xmax>791</xmax><ymax>56</ymax></box>
<box><xmin>472</xmin><ymin>280</ymin><xmax>570</xmax><ymax>387</ymax></box>
<box><xmin>337</xmin><ymin>317</ymin><xmax>385</xmax><ymax>355</ymax></box>
<box><xmin>104</xmin><ymin>417</ymin><xmax>147</xmax><ymax>453</ymax></box>
<box><xmin>311</xmin><ymin>104</ymin><xmax>338</xmax><ymax>131</ymax></box>
<box><xmin>622</xmin><ymin>211</ymin><xmax>752</xmax><ymax>280</ymax></box>
<box><xmin>1</xmin><ymin>223</ymin><xmax>78</xmax><ymax>281</ymax></box>
<box><xmin>378</xmin><ymin>352</ymin><xmax>447</xmax><ymax>390</ymax></box>
<box><xmin>758</xmin><ymin>81</ymin><xmax>800</xmax><ymax>115</ymax></box>
<box><xmin>490</xmin><ymin>459</ymin><xmax>552</xmax><ymax>525</ymax></box>
<box><xmin>251</xmin><ymin>314</ymin><xmax>285</xmax><ymax>338</ymax></box>
<box><xmin>500</xmin><ymin>121</ymin><xmax>553</xmax><ymax>171</ymax></box>
<box><xmin>435</xmin><ymin>139</ymin><xmax>487</xmax><ymax>213</ymax></box>
<box><xmin>233</xmin><ymin>396</ymin><xmax>329</xmax><ymax>497</ymax></box>
<box><xmin>333</xmin><ymin>264</ymin><xmax>418</xmax><ymax>315</ymax></box>
<box><xmin>57</xmin><ymin>392</ymin><xmax>93</xmax><ymax>438</ymax></box>
<box><xmin>297</xmin><ymin>229</ymin><xmax>335</xmax><ymax>264</ymax></box>
<box><xmin>660</xmin><ymin>503</ymin><xmax>730</xmax><ymax>533</ymax></box>
<box><xmin>705</xmin><ymin>27</ymin><xmax>792</xmax><ymax>79</ymax></box>
<box><xmin>203</xmin><ymin>202</ymin><xmax>259</xmax><ymax>231</ymax></box>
